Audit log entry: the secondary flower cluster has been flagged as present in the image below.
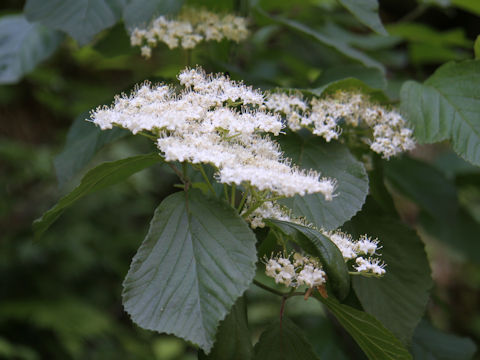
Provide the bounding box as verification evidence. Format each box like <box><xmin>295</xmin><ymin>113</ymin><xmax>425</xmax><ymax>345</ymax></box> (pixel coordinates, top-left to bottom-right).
<box><xmin>90</xmin><ymin>67</ymin><xmax>336</xmax><ymax>199</ymax></box>
<box><xmin>242</xmin><ymin>198</ymin><xmax>311</xmax><ymax>229</ymax></box>
<box><xmin>247</xmin><ymin>200</ymin><xmax>386</xmax><ymax>276</ymax></box>
<box><xmin>265</xmin><ymin>252</ymin><xmax>326</xmax><ymax>288</ymax></box>
<box><xmin>130</xmin><ymin>7</ymin><xmax>249</xmax><ymax>58</ymax></box>
<box><xmin>325</xmin><ymin>231</ymin><xmax>386</xmax><ymax>275</ymax></box>
<box><xmin>265</xmin><ymin>91</ymin><xmax>416</xmax><ymax>159</ymax></box>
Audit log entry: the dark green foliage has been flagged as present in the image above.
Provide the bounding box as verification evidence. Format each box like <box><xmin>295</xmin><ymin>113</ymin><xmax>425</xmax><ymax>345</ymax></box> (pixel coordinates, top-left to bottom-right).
<box><xmin>401</xmin><ymin>60</ymin><xmax>480</xmax><ymax>166</ymax></box>
<box><xmin>34</xmin><ymin>153</ymin><xmax>162</xmax><ymax>237</ymax></box>
<box><xmin>122</xmin><ymin>190</ymin><xmax>257</xmax><ymax>353</ymax></box>
<box><xmin>279</xmin><ymin>134</ymin><xmax>369</xmax><ymax>231</ymax></box>
<box><xmin>266</xmin><ymin>219</ymin><xmax>350</xmax><ymax>300</ymax></box>
<box><xmin>2</xmin><ymin>0</ymin><xmax>480</xmax><ymax>359</ymax></box>
<box><xmin>253</xmin><ymin>318</ymin><xmax>320</xmax><ymax>360</ymax></box>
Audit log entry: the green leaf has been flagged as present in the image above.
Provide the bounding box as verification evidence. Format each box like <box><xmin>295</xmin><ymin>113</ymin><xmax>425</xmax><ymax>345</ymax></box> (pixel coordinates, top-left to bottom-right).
<box><xmin>24</xmin><ymin>0</ymin><xmax>125</xmax><ymax>45</ymax></box>
<box><xmin>337</xmin><ymin>0</ymin><xmax>387</xmax><ymax>35</ymax></box>
<box><xmin>385</xmin><ymin>157</ymin><xmax>480</xmax><ymax>263</ymax></box>
<box><xmin>411</xmin><ymin>320</ymin><xmax>477</xmax><ymax>359</ymax></box>
<box><xmin>451</xmin><ymin>0</ymin><xmax>480</xmax><ymax>15</ymax></box>
<box><xmin>387</xmin><ymin>23</ymin><xmax>472</xmax><ymax>48</ymax></box>
<box><xmin>313</xmin><ymin>64</ymin><xmax>387</xmax><ymax>91</ymax></box>
<box><xmin>474</xmin><ymin>35</ymin><xmax>480</xmax><ymax>60</ymax></box>
<box><xmin>0</xmin><ymin>15</ymin><xmax>63</xmax><ymax>84</ymax></box>
<box><xmin>418</xmin><ymin>0</ymin><xmax>450</xmax><ymax>6</ymax></box>
<box><xmin>279</xmin><ymin>133</ymin><xmax>369</xmax><ymax>231</ymax></box>
<box><xmin>266</xmin><ymin>219</ymin><xmax>350</xmax><ymax>299</ymax></box>
<box><xmin>54</xmin><ymin>115</ymin><xmax>128</xmax><ymax>189</ymax></box>
<box><xmin>198</xmin><ymin>297</ymin><xmax>253</xmax><ymax>360</ymax></box>
<box><xmin>384</xmin><ymin>157</ymin><xmax>459</xmax><ymax>222</ymax></box>
<box><xmin>309</xmin><ymin>77</ymin><xmax>389</xmax><ymax>103</ymax></box>
<box><xmin>400</xmin><ymin>60</ymin><xmax>480</xmax><ymax>166</ymax></box>
<box><xmin>344</xmin><ymin>204</ymin><xmax>433</xmax><ymax>344</ymax></box>
<box><xmin>123</xmin><ymin>0</ymin><xmax>185</xmax><ymax>29</ymax></box>
<box><xmin>122</xmin><ymin>190</ymin><xmax>257</xmax><ymax>353</ymax></box>
<box><xmin>253</xmin><ymin>317</ymin><xmax>320</xmax><ymax>360</ymax></box>
<box><xmin>33</xmin><ymin>153</ymin><xmax>161</xmax><ymax>238</ymax></box>
<box><xmin>260</xmin><ymin>10</ymin><xmax>384</xmax><ymax>72</ymax></box>
<box><xmin>318</xmin><ymin>295</ymin><xmax>412</xmax><ymax>360</ymax></box>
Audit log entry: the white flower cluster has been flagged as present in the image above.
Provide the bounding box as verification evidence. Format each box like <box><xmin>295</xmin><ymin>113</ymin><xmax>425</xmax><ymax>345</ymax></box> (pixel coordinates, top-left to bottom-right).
<box><xmin>243</xmin><ymin>201</ymin><xmax>386</xmax><ymax>277</ymax></box>
<box><xmin>90</xmin><ymin>67</ymin><xmax>336</xmax><ymax>199</ymax></box>
<box><xmin>265</xmin><ymin>252</ymin><xmax>326</xmax><ymax>288</ymax></box>
<box><xmin>242</xmin><ymin>198</ymin><xmax>310</xmax><ymax>229</ymax></box>
<box><xmin>265</xmin><ymin>91</ymin><xmax>415</xmax><ymax>159</ymax></box>
<box><xmin>326</xmin><ymin>231</ymin><xmax>386</xmax><ymax>275</ymax></box>
<box><xmin>130</xmin><ymin>7</ymin><xmax>249</xmax><ymax>57</ymax></box>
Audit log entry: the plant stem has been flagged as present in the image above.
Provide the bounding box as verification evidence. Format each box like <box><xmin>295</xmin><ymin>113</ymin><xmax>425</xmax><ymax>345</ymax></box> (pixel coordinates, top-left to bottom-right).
<box><xmin>231</xmin><ymin>184</ymin><xmax>236</xmax><ymax>207</ymax></box>
<box><xmin>237</xmin><ymin>189</ymin><xmax>249</xmax><ymax>213</ymax></box>
<box><xmin>197</xmin><ymin>164</ymin><xmax>216</xmax><ymax>195</ymax></box>
<box><xmin>223</xmin><ymin>184</ymin><xmax>229</xmax><ymax>202</ymax></box>
<box><xmin>397</xmin><ymin>4</ymin><xmax>428</xmax><ymax>23</ymax></box>
<box><xmin>348</xmin><ymin>271</ymin><xmax>381</xmax><ymax>278</ymax></box>
<box><xmin>137</xmin><ymin>131</ymin><xmax>157</xmax><ymax>140</ymax></box>
<box><xmin>263</xmin><ymin>195</ymin><xmax>286</xmax><ymax>203</ymax></box>
<box><xmin>185</xmin><ymin>49</ymin><xmax>191</xmax><ymax>67</ymax></box>
<box><xmin>241</xmin><ymin>200</ymin><xmax>263</xmax><ymax>218</ymax></box>
<box><xmin>168</xmin><ymin>163</ymin><xmax>185</xmax><ymax>182</ymax></box>
<box><xmin>252</xmin><ymin>279</ymin><xmax>285</xmax><ymax>297</ymax></box>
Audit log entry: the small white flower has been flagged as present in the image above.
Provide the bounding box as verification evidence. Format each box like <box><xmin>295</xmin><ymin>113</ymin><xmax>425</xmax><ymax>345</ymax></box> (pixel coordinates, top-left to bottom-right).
<box><xmin>355</xmin><ymin>235</ymin><xmax>379</xmax><ymax>256</ymax></box>
<box><xmin>140</xmin><ymin>46</ymin><xmax>152</xmax><ymax>59</ymax></box>
<box><xmin>326</xmin><ymin>230</ymin><xmax>358</xmax><ymax>260</ymax></box>
<box><xmin>265</xmin><ymin>256</ymin><xmax>296</xmax><ymax>286</ymax></box>
<box><xmin>354</xmin><ymin>257</ymin><xmax>386</xmax><ymax>276</ymax></box>
<box><xmin>264</xmin><ymin>252</ymin><xmax>325</xmax><ymax>288</ymax></box>
<box><xmin>297</xmin><ymin>264</ymin><xmax>326</xmax><ymax>288</ymax></box>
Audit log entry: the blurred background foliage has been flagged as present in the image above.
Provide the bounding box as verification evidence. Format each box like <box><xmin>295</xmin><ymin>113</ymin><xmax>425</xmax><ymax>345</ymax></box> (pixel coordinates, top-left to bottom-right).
<box><xmin>1</xmin><ymin>0</ymin><xmax>479</xmax><ymax>358</ymax></box>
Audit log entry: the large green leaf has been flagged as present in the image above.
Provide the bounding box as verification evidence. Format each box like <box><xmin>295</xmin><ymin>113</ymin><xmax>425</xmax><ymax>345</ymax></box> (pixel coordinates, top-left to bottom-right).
<box><xmin>279</xmin><ymin>133</ymin><xmax>369</xmax><ymax>231</ymax></box>
<box><xmin>253</xmin><ymin>317</ymin><xmax>320</xmax><ymax>360</ymax></box>
<box><xmin>385</xmin><ymin>156</ymin><xmax>480</xmax><ymax>263</ymax></box>
<box><xmin>400</xmin><ymin>60</ymin><xmax>480</xmax><ymax>166</ymax></box>
<box><xmin>0</xmin><ymin>15</ymin><xmax>62</xmax><ymax>84</ymax></box>
<box><xmin>337</xmin><ymin>0</ymin><xmax>387</xmax><ymax>35</ymax></box>
<box><xmin>122</xmin><ymin>190</ymin><xmax>257</xmax><ymax>353</ymax></box>
<box><xmin>266</xmin><ymin>219</ymin><xmax>350</xmax><ymax>300</ymax></box>
<box><xmin>198</xmin><ymin>297</ymin><xmax>253</xmax><ymax>360</ymax></box>
<box><xmin>123</xmin><ymin>0</ymin><xmax>184</xmax><ymax>29</ymax></box>
<box><xmin>318</xmin><ymin>295</ymin><xmax>412</xmax><ymax>360</ymax></box>
<box><xmin>451</xmin><ymin>0</ymin><xmax>480</xmax><ymax>16</ymax></box>
<box><xmin>384</xmin><ymin>157</ymin><xmax>458</xmax><ymax>222</ymax></box>
<box><xmin>344</xmin><ymin>206</ymin><xmax>433</xmax><ymax>344</ymax></box>
<box><xmin>54</xmin><ymin>115</ymin><xmax>128</xmax><ymax>189</ymax></box>
<box><xmin>313</xmin><ymin>64</ymin><xmax>387</xmax><ymax>91</ymax></box>
<box><xmin>475</xmin><ymin>35</ymin><xmax>480</xmax><ymax>60</ymax></box>
<box><xmin>33</xmin><ymin>153</ymin><xmax>161</xmax><ymax>238</ymax></box>
<box><xmin>24</xmin><ymin>0</ymin><xmax>125</xmax><ymax>45</ymax></box>
<box><xmin>259</xmin><ymin>10</ymin><xmax>384</xmax><ymax>72</ymax></box>
<box><xmin>411</xmin><ymin>320</ymin><xmax>477</xmax><ymax>359</ymax></box>
<box><xmin>309</xmin><ymin>77</ymin><xmax>389</xmax><ymax>103</ymax></box>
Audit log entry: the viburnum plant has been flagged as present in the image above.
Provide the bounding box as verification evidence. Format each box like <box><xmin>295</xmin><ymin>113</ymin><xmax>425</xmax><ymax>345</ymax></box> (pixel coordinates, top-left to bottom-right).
<box><xmin>14</xmin><ymin>0</ymin><xmax>478</xmax><ymax>359</ymax></box>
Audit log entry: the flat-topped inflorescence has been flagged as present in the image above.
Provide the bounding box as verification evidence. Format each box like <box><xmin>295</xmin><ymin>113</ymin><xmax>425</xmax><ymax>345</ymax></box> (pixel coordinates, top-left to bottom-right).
<box><xmin>130</xmin><ymin>7</ymin><xmax>249</xmax><ymax>58</ymax></box>
<box><xmin>90</xmin><ymin>67</ymin><xmax>336</xmax><ymax>200</ymax></box>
